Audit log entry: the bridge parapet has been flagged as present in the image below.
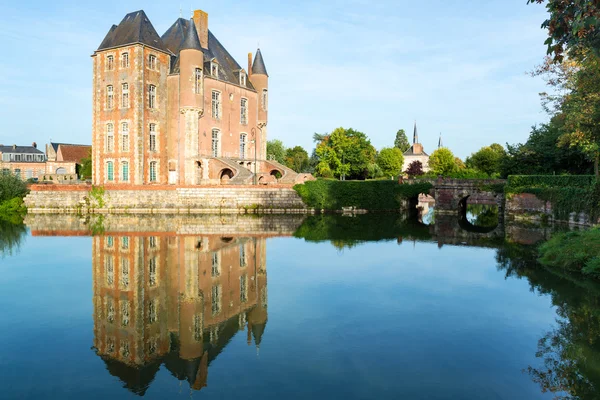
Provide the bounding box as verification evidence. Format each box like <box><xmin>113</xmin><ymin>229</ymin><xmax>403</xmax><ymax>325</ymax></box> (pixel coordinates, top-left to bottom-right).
<box><xmin>432</xmin><ymin>178</ymin><xmax>506</xmax><ymax>215</ymax></box>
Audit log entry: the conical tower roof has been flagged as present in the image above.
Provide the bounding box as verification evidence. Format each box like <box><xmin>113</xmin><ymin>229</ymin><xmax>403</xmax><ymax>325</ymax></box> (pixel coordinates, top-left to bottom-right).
<box><xmin>413</xmin><ymin>121</ymin><xmax>419</xmax><ymax>144</ymax></box>
<box><xmin>252</xmin><ymin>48</ymin><xmax>269</xmax><ymax>76</ymax></box>
<box><xmin>438</xmin><ymin>133</ymin><xmax>443</xmax><ymax>148</ymax></box>
<box><xmin>180</xmin><ymin>18</ymin><xmax>202</xmax><ymax>51</ymax></box>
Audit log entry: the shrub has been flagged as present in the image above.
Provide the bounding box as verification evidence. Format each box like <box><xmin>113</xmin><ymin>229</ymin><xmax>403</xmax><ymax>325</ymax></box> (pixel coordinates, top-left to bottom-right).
<box><xmin>539</xmin><ymin>228</ymin><xmax>600</xmax><ymax>278</ymax></box>
<box><xmin>0</xmin><ymin>173</ymin><xmax>28</xmax><ymax>203</ymax></box>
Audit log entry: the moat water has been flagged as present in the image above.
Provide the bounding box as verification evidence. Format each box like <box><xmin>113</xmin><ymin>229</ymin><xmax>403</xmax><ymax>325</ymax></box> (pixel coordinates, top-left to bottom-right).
<box><xmin>0</xmin><ymin>211</ymin><xmax>599</xmax><ymax>399</ymax></box>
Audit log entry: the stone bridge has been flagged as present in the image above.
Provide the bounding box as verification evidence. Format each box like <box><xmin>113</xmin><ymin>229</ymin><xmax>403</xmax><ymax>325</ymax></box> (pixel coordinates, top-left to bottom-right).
<box><xmin>431</xmin><ymin>178</ymin><xmax>506</xmax><ymax>216</ymax></box>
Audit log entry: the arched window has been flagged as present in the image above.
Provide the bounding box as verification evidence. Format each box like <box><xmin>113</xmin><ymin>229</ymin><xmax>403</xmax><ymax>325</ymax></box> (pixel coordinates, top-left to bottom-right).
<box><xmin>106</xmin><ymin>85</ymin><xmax>114</xmax><ymax>109</ymax></box>
<box><xmin>262</xmin><ymin>89</ymin><xmax>268</xmax><ymax>111</ymax></box>
<box><xmin>149</xmin><ymin>123</ymin><xmax>157</xmax><ymax>151</ymax></box>
<box><xmin>239</xmin><ymin>133</ymin><xmax>247</xmax><ymax>159</ymax></box>
<box><xmin>106</xmin><ymin>123</ymin><xmax>114</xmax><ymax>152</ymax></box>
<box><xmin>121</xmin><ymin>122</ymin><xmax>129</xmax><ymax>152</ymax></box>
<box><xmin>149</xmin><ymin>161</ymin><xmax>157</xmax><ymax>182</ymax></box>
<box><xmin>121</xmin><ymin>161</ymin><xmax>129</xmax><ymax>182</ymax></box>
<box><xmin>121</xmin><ymin>83</ymin><xmax>129</xmax><ymax>108</ymax></box>
<box><xmin>195</xmin><ymin>68</ymin><xmax>202</xmax><ymax>94</ymax></box>
<box><xmin>106</xmin><ymin>161</ymin><xmax>114</xmax><ymax>181</ymax></box>
<box><xmin>240</xmin><ymin>98</ymin><xmax>248</xmax><ymax>125</ymax></box>
<box><xmin>121</xmin><ymin>52</ymin><xmax>129</xmax><ymax>68</ymax></box>
<box><xmin>211</xmin><ymin>129</ymin><xmax>220</xmax><ymax>157</ymax></box>
<box><xmin>148</xmin><ymin>85</ymin><xmax>156</xmax><ymax>109</ymax></box>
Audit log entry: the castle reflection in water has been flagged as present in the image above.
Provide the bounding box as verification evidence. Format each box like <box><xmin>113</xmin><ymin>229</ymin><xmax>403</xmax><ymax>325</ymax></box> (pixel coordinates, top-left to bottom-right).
<box><xmin>92</xmin><ymin>233</ymin><xmax>267</xmax><ymax>395</ymax></box>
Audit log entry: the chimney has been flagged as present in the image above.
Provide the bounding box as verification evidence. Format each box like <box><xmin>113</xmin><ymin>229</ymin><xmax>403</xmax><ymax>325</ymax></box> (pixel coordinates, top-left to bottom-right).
<box><xmin>248</xmin><ymin>53</ymin><xmax>253</xmax><ymax>77</ymax></box>
<box><xmin>12</xmin><ymin>144</ymin><xmax>16</xmax><ymax>150</ymax></box>
<box><xmin>192</xmin><ymin>10</ymin><xmax>209</xmax><ymax>49</ymax></box>
<box><xmin>32</xmin><ymin>142</ymin><xmax>37</xmax><ymax>149</ymax></box>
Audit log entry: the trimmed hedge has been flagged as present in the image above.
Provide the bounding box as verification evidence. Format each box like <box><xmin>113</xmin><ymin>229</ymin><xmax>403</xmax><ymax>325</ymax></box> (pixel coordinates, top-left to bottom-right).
<box><xmin>293</xmin><ymin>179</ymin><xmax>432</xmax><ymax>211</ymax></box>
<box><xmin>506</xmin><ymin>175</ymin><xmax>595</xmax><ymax>191</ymax></box>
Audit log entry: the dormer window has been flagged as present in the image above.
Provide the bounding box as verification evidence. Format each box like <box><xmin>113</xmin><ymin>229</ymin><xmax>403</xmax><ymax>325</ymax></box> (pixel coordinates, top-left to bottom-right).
<box><xmin>240</xmin><ymin>72</ymin><xmax>246</xmax><ymax>87</ymax></box>
<box><xmin>211</xmin><ymin>62</ymin><xmax>218</xmax><ymax>77</ymax></box>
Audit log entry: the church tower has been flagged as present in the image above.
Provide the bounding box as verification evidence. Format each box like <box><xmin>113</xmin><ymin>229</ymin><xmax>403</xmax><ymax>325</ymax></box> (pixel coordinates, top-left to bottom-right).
<box><xmin>249</xmin><ymin>49</ymin><xmax>269</xmax><ymax>160</ymax></box>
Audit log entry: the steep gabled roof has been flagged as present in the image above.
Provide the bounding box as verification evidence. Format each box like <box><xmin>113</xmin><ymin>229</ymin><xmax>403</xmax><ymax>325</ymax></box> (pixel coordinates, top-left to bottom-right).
<box><xmin>252</xmin><ymin>49</ymin><xmax>268</xmax><ymax>76</ymax></box>
<box><xmin>97</xmin><ymin>10</ymin><xmax>168</xmax><ymax>53</ymax></box>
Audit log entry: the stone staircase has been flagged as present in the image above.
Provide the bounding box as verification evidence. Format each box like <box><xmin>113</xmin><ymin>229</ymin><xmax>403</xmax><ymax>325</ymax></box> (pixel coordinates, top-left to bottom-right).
<box><xmin>263</xmin><ymin>160</ymin><xmax>300</xmax><ymax>184</ymax></box>
<box><xmin>214</xmin><ymin>157</ymin><xmax>254</xmax><ymax>184</ymax></box>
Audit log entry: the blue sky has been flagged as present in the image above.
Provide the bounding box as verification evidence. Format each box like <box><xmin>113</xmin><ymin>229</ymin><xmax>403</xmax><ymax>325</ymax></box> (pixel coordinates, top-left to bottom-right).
<box><xmin>0</xmin><ymin>0</ymin><xmax>550</xmax><ymax>159</ymax></box>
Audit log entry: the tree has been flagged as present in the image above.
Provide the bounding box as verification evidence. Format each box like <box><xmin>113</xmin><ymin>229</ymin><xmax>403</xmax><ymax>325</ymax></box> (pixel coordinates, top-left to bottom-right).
<box><xmin>314</xmin><ymin>127</ymin><xmax>376</xmax><ymax>180</ymax></box>
<box><xmin>465</xmin><ymin>143</ymin><xmax>506</xmax><ymax>176</ymax></box>
<box><xmin>79</xmin><ymin>148</ymin><xmax>92</xmax><ymax>180</ymax></box>
<box><xmin>405</xmin><ymin>160</ymin><xmax>424</xmax><ymax>178</ymax></box>
<box><xmin>0</xmin><ymin>173</ymin><xmax>28</xmax><ymax>204</ymax></box>
<box><xmin>394</xmin><ymin>129</ymin><xmax>410</xmax><ymax>153</ymax></box>
<box><xmin>267</xmin><ymin>140</ymin><xmax>286</xmax><ymax>164</ymax></box>
<box><xmin>376</xmin><ymin>147</ymin><xmax>404</xmax><ymax>178</ymax></box>
<box><xmin>428</xmin><ymin>148</ymin><xmax>458</xmax><ymax>176</ymax></box>
<box><xmin>284</xmin><ymin>146</ymin><xmax>310</xmax><ymax>172</ymax></box>
<box><xmin>528</xmin><ymin>0</ymin><xmax>600</xmax><ymax>62</ymax></box>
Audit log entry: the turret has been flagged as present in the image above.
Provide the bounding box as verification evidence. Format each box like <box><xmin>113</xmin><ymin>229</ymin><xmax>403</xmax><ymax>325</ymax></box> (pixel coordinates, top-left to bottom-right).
<box><xmin>249</xmin><ymin>49</ymin><xmax>269</xmax><ymax>159</ymax></box>
<box><xmin>179</xmin><ymin>18</ymin><xmax>204</xmax><ymax>110</ymax></box>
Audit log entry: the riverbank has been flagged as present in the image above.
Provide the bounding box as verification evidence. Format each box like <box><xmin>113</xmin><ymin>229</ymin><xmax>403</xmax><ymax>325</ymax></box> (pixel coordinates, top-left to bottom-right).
<box><xmin>538</xmin><ymin>227</ymin><xmax>600</xmax><ymax>278</ymax></box>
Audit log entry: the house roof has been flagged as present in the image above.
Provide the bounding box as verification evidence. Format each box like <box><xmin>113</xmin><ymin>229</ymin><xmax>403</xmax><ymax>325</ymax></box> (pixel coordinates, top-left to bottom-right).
<box><xmin>96</xmin><ymin>10</ymin><xmax>168</xmax><ymax>53</ymax></box>
<box><xmin>252</xmin><ymin>49</ymin><xmax>268</xmax><ymax>76</ymax></box>
<box><xmin>0</xmin><ymin>145</ymin><xmax>44</xmax><ymax>155</ymax></box>
<box><xmin>403</xmin><ymin>145</ymin><xmax>428</xmax><ymax>157</ymax></box>
<box><xmin>57</xmin><ymin>144</ymin><xmax>91</xmax><ymax>163</ymax></box>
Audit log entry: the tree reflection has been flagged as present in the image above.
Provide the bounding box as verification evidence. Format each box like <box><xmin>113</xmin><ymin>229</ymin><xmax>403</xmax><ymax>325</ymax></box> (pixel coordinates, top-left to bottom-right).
<box><xmin>0</xmin><ymin>219</ymin><xmax>26</xmax><ymax>258</ymax></box>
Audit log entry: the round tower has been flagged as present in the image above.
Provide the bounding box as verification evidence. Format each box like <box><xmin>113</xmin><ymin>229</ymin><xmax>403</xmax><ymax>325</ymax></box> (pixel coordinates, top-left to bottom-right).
<box><xmin>249</xmin><ymin>49</ymin><xmax>269</xmax><ymax>160</ymax></box>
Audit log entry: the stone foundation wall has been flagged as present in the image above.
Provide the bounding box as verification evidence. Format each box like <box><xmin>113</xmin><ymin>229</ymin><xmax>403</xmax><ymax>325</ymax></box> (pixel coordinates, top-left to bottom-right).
<box><xmin>24</xmin><ymin>186</ymin><xmax>309</xmax><ymax>214</ymax></box>
<box><xmin>506</xmin><ymin>192</ymin><xmax>596</xmax><ymax>226</ymax></box>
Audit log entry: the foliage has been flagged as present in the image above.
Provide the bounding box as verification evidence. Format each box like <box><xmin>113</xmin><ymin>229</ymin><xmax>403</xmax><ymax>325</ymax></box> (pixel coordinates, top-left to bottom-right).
<box><xmin>405</xmin><ymin>160</ymin><xmax>424</xmax><ymax>178</ymax></box>
<box><xmin>0</xmin><ymin>173</ymin><xmax>28</xmax><ymax>203</ymax></box>
<box><xmin>90</xmin><ymin>186</ymin><xmax>106</xmax><ymax>208</ymax></box>
<box><xmin>539</xmin><ymin>228</ymin><xmax>600</xmax><ymax>277</ymax></box>
<box><xmin>314</xmin><ymin>127</ymin><xmax>377</xmax><ymax>180</ymax></box>
<box><xmin>79</xmin><ymin>148</ymin><xmax>92</xmax><ymax>180</ymax></box>
<box><xmin>507</xmin><ymin>175</ymin><xmax>595</xmax><ymax>189</ymax></box>
<box><xmin>366</xmin><ymin>163</ymin><xmax>384</xmax><ymax>179</ymax></box>
<box><xmin>376</xmin><ymin>147</ymin><xmax>404</xmax><ymax>177</ymax></box>
<box><xmin>466</xmin><ymin>204</ymin><xmax>499</xmax><ymax>228</ymax></box>
<box><xmin>428</xmin><ymin>148</ymin><xmax>458</xmax><ymax>176</ymax></box>
<box><xmin>394</xmin><ymin>129</ymin><xmax>410</xmax><ymax>152</ymax></box>
<box><xmin>466</xmin><ymin>143</ymin><xmax>506</xmax><ymax>176</ymax></box>
<box><xmin>293</xmin><ymin>179</ymin><xmax>432</xmax><ymax>211</ymax></box>
<box><xmin>284</xmin><ymin>146</ymin><xmax>310</xmax><ymax>172</ymax></box>
<box><xmin>267</xmin><ymin>139</ymin><xmax>286</xmax><ymax>164</ymax></box>
<box><xmin>528</xmin><ymin>0</ymin><xmax>600</xmax><ymax>61</ymax></box>
<box><xmin>0</xmin><ymin>218</ymin><xmax>27</xmax><ymax>258</ymax></box>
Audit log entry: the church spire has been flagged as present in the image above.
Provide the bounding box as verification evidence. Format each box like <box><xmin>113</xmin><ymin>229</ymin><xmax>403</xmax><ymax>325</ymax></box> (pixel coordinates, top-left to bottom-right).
<box><xmin>413</xmin><ymin>121</ymin><xmax>419</xmax><ymax>144</ymax></box>
<box><xmin>438</xmin><ymin>133</ymin><xmax>443</xmax><ymax>148</ymax></box>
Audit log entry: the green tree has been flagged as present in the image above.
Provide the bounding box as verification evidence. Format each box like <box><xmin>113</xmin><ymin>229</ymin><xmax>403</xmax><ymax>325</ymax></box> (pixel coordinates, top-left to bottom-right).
<box><xmin>376</xmin><ymin>147</ymin><xmax>404</xmax><ymax>177</ymax></box>
<box><xmin>428</xmin><ymin>148</ymin><xmax>458</xmax><ymax>176</ymax></box>
<box><xmin>267</xmin><ymin>139</ymin><xmax>286</xmax><ymax>164</ymax></box>
<box><xmin>465</xmin><ymin>143</ymin><xmax>506</xmax><ymax>176</ymax></box>
<box><xmin>0</xmin><ymin>173</ymin><xmax>28</xmax><ymax>204</ymax></box>
<box><xmin>314</xmin><ymin>127</ymin><xmax>376</xmax><ymax>180</ymax></box>
<box><xmin>284</xmin><ymin>146</ymin><xmax>310</xmax><ymax>172</ymax></box>
<box><xmin>79</xmin><ymin>148</ymin><xmax>92</xmax><ymax>180</ymax></box>
<box><xmin>394</xmin><ymin>129</ymin><xmax>410</xmax><ymax>153</ymax></box>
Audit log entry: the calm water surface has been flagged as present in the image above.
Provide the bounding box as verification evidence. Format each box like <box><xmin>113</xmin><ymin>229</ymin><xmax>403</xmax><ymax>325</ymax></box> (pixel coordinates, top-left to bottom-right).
<box><xmin>0</xmin><ymin>214</ymin><xmax>598</xmax><ymax>399</ymax></box>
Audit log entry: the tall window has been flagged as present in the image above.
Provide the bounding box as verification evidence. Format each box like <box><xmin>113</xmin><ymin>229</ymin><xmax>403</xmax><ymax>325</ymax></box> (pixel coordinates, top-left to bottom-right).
<box><xmin>195</xmin><ymin>68</ymin><xmax>202</xmax><ymax>94</ymax></box>
<box><xmin>211</xmin><ymin>284</ymin><xmax>222</xmax><ymax>316</ymax></box>
<box><xmin>106</xmin><ymin>123</ymin><xmax>114</xmax><ymax>152</ymax></box>
<box><xmin>211</xmin><ymin>129</ymin><xmax>220</xmax><ymax>157</ymax></box>
<box><xmin>121</xmin><ymin>83</ymin><xmax>129</xmax><ymax>108</ymax></box>
<box><xmin>106</xmin><ymin>85</ymin><xmax>114</xmax><ymax>109</ymax></box>
<box><xmin>106</xmin><ymin>161</ymin><xmax>114</xmax><ymax>181</ymax></box>
<box><xmin>149</xmin><ymin>123</ymin><xmax>157</xmax><ymax>151</ymax></box>
<box><xmin>193</xmin><ymin>314</ymin><xmax>203</xmax><ymax>342</ymax></box>
<box><xmin>149</xmin><ymin>161</ymin><xmax>157</xmax><ymax>182</ymax></box>
<box><xmin>105</xmin><ymin>256</ymin><xmax>114</xmax><ymax>285</ymax></box>
<box><xmin>239</xmin><ymin>244</ymin><xmax>247</xmax><ymax>267</ymax></box>
<box><xmin>239</xmin><ymin>133</ymin><xmax>247</xmax><ymax>159</ymax></box>
<box><xmin>148</xmin><ymin>299</ymin><xmax>157</xmax><ymax>323</ymax></box>
<box><xmin>121</xmin><ymin>161</ymin><xmax>129</xmax><ymax>182</ymax></box>
<box><xmin>121</xmin><ymin>122</ymin><xmax>129</xmax><ymax>152</ymax></box>
<box><xmin>240</xmin><ymin>98</ymin><xmax>248</xmax><ymax>125</ymax></box>
<box><xmin>211</xmin><ymin>90</ymin><xmax>221</xmax><ymax>119</ymax></box>
<box><xmin>121</xmin><ymin>52</ymin><xmax>129</xmax><ymax>68</ymax></box>
<box><xmin>148</xmin><ymin>54</ymin><xmax>157</xmax><ymax>69</ymax></box>
<box><xmin>121</xmin><ymin>237</ymin><xmax>129</xmax><ymax>250</ymax></box>
<box><xmin>106</xmin><ymin>298</ymin><xmax>115</xmax><ymax>323</ymax></box>
<box><xmin>211</xmin><ymin>252</ymin><xmax>220</xmax><ymax>277</ymax></box>
<box><xmin>240</xmin><ymin>274</ymin><xmax>248</xmax><ymax>303</ymax></box>
<box><xmin>120</xmin><ymin>258</ymin><xmax>129</xmax><ymax>288</ymax></box>
<box><xmin>148</xmin><ymin>85</ymin><xmax>156</xmax><ymax>109</ymax></box>
<box><xmin>149</xmin><ymin>257</ymin><xmax>157</xmax><ymax>286</ymax></box>
<box><xmin>106</xmin><ymin>55</ymin><xmax>114</xmax><ymax>70</ymax></box>
<box><xmin>121</xmin><ymin>301</ymin><xmax>130</xmax><ymax>327</ymax></box>
<box><xmin>262</xmin><ymin>89</ymin><xmax>268</xmax><ymax>111</ymax></box>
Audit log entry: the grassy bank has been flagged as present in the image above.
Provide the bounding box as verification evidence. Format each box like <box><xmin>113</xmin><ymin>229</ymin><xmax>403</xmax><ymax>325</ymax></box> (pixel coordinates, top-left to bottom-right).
<box><xmin>539</xmin><ymin>228</ymin><xmax>600</xmax><ymax>278</ymax></box>
<box><xmin>293</xmin><ymin>179</ymin><xmax>432</xmax><ymax>211</ymax></box>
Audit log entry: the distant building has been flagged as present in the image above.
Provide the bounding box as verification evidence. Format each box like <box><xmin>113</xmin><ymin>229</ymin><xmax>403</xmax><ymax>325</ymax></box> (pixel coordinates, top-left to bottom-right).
<box><xmin>402</xmin><ymin>122</ymin><xmax>430</xmax><ymax>173</ymax></box>
<box><xmin>46</xmin><ymin>142</ymin><xmax>91</xmax><ymax>175</ymax></box>
<box><xmin>0</xmin><ymin>143</ymin><xmax>46</xmax><ymax>180</ymax></box>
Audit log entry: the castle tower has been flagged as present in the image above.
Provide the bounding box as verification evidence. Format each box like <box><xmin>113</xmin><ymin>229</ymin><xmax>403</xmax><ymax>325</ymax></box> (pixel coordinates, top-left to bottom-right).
<box><xmin>249</xmin><ymin>49</ymin><xmax>269</xmax><ymax>160</ymax></box>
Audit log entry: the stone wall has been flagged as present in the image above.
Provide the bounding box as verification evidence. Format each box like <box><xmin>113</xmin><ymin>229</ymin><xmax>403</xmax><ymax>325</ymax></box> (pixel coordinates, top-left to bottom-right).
<box><xmin>24</xmin><ymin>185</ymin><xmax>308</xmax><ymax>214</ymax></box>
<box><xmin>505</xmin><ymin>192</ymin><xmax>596</xmax><ymax>226</ymax></box>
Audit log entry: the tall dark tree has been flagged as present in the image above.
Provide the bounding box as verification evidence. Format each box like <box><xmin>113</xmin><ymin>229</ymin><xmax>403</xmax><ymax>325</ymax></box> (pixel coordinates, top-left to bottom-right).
<box><xmin>394</xmin><ymin>129</ymin><xmax>410</xmax><ymax>153</ymax></box>
<box><xmin>405</xmin><ymin>160</ymin><xmax>424</xmax><ymax>178</ymax></box>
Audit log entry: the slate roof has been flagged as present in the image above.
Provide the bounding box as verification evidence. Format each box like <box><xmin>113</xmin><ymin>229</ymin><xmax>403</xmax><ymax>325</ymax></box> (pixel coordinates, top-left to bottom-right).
<box><xmin>0</xmin><ymin>145</ymin><xmax>44</xmax><ymax>155</ymax></box>
<box><xmin>97</xmin><ymin>10</ymin><xmax>168</xmax><ymax>53</ymax></box>
<box><xmin>252</xmin><ymin>49</ymin><xmax>268</xmax><ymax>76</ymax></box>
<box><xmin>403</xmin><ymin>146</ymin><xmax>428</xmax><ymax>156</ymax></box>
<box><xmin>57</xmin><ymin>144</ymin><xmax>91</xmax><ymax>163</ymax></box>
<box><xmin>180</xmin><ymin>18</ymin><xmax>202</xmax><ymax>51</ymax></box>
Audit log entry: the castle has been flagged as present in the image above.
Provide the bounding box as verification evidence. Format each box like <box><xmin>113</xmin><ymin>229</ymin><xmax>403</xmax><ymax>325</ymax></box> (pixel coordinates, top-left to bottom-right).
<box><xmin>92</xmin><ymin>9</ymin><xmax>308</xmax><ymax>186</ymax></box>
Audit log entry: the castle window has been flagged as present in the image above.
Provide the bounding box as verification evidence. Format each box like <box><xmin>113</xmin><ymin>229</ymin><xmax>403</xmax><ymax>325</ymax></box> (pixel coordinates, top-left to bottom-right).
<box><xmin>211</xmin><ymin>90</ymin><xmax>221</xmax><ymax>119</ymax></box>
<box><xmin>262</xmin><ymin>89</ymin><xmax>268</xmax><ymax>111</ymax></box>
<box><xmin>106</xmin><ymin>161</ymin><xmax>114</xmax><ymax>181</ymax></box>
<box><xmin>121</xmin><ymin>122</ymin><xmax>129</xmax><ymax>152</ymax></box>
<box><xmin>105</xmin><ymin>256</ymin><xmax>114</xmax><ymax>285</ymax></box>
<box><xmin>121</xmin><ymin>237</ymin><xmax>129</xmax><ymax>250</ymax></box>
<box><xmin>239</xmin><ymin>244</ymin><xmax>247</xmax><ymax>267</ymax></box>
<box><xmin>121</xmin><ymin>300</ymin><xmax>130</xmax><ymax>327</ymax></box>
<box><xmin>240</xmin><ymin>98</ymin><xmax>248</xmax><ymax>125</ymax></box>
<box><xmin>149</xmin><ymin>257</ymin><xmax>157</xmax><ymax>286</ymax></box>
<box><xmin>211</xmin><ymin>252</ymin><xmax>220</xmax><ymax>277</ymax></box>
<box><xmin>14</xmin><ymin>155</ymin><xmax>21</xmax><ymax>162</ymax></box>
<box><xmin>106</xmin><ymin>55</ymin><xmax>114</xmax><ymax>71</ymax></box>
<box><xmin>193</xmin><ymin>314</ymin><xmax>203</xmax><ymax>342</ymax></box>
<box><xmin>240</xmin><ymin>72</ymin><xmax>246</xmax><ymax>86</ymax></box>
<box><xmin>106</xmin><ymin>123</ymin><xmax>114</xmax><ymax>152</ymax></box>
<box><xmin>106</xmin><ymin>85</ymin><xmax>114</xmax><ymax>109</ymax></box>
<box><xmin>106</xmin><ymin>236</ymin><xmax>114</xmax><ymax>248</ymax></box>
<box><xmin>121</xmin><ymin>161</ymin><xmax>129</xmax><ymax>182</ymax></box>
<box><xmin>211</xmin><ymin>284</ymin><xmax>222</xmax><ymax>316</ymax></box>
<box><xmin>195</xmin><ymin>68</ymin><xmax>202</xmax><ymax>94</ymax></box>
<box><xmin>148</xmin><ymin>299</ymin><xmax>157</xmax><ymax>324</ymax></box>
<box><xmin>121</xmin><ymin>52</ymin><xmax>129</xmax><ymax>68</ymax></box>
<box><xmin>240</xmin><ymin>274</ymin><xmax>248</xmax><ymax>303</ymax></box>
<box><xmin>148</xmin><ymin>54</ymin><xmax>157</xmax><ymax>70</ymax></box>
<box><xmin>211</xmin><ymin>129</ymin><xmax>220</xmax><ymax>157</ymax></box>
<box><xmin>106</xmin><ymin>298</ymin><xmax>115</xmax><ymax>323</ymax></box>
<box><xmin>149</xmin><ymin>236</ymin><xmax>157</xmax><ymax>249</ymax></box>
<box><xmin>239</xmin><ymin>133</ymin><xmax>247</xmax><ymax>160</ymax></box>
<box><xmin>149</xmin><ymin>123</ymin><xmax>157</xmax><ymax>151</ymax></box>
<box><xmin>120</xmin><ymin>258</ymin><xmax>129</xmax><ymax>288</ymax></box>
<box><xmin>148</xmin><ymin>85</ymin><xmax>156</xmax><ymax>109</ymax></box>
<box><xmin>149</xmin><ymin>161</ymin><xmax>157</xmax><ymax>182</ymax></box>
<box><xmin>121</xmin><ymin>83</ymin><xmax>129</xmax><ymax>108</ymax></box>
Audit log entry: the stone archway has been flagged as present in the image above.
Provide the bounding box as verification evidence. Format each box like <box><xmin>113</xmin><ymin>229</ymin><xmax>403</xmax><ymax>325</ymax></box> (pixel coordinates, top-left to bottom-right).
<box><xmin>56</xmin><ymin>167</ymin><xmax>67</xmax><ymax>175</ymax></box>
<box><xmin>219</xmin><ymin>168</ymin><xmax>234</xmax><ymax>184</ymax></box>
<box><xmin>270</xmin><ymin>169</ymin><xmax>282</xmax><ymax>180</ymax></box>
